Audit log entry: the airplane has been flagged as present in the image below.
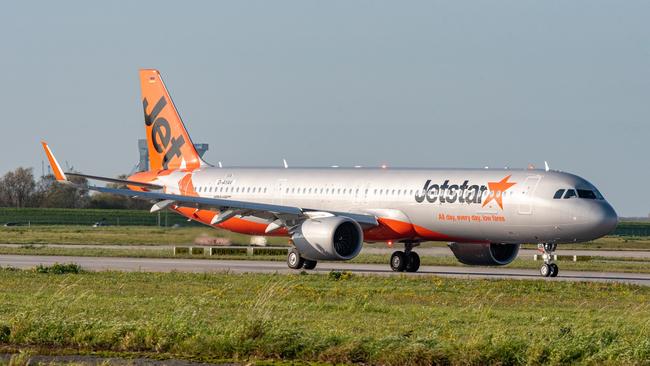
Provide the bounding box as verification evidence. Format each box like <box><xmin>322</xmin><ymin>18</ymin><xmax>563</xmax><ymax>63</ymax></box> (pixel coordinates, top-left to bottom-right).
<box><xmin>41</xmin><ymin>69</ymin><xmax>618</xmax><ymax>277</ymax></box>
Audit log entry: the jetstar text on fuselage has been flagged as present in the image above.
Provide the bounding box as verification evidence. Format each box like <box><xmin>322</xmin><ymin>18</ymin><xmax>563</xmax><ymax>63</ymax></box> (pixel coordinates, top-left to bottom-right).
<box><xmin>414</xmin><ymin>180</ymin><xmax>489</xmax><ymax>204</ymax></box>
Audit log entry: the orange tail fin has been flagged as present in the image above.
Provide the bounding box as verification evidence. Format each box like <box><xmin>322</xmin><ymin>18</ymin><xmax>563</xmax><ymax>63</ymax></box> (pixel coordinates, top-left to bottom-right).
<box><xmin>140</xmin><ymin>69</ymin><xmax>205</xmax><ymax>171</ymax></box>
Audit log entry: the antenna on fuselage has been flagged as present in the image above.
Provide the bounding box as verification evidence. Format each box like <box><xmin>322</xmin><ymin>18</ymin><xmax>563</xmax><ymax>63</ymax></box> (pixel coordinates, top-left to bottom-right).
<box><xmin>218</xmin><ymin>161</ymin><xmax>223</xmax><ymax>168</ymax></box>
<box><xmin>283</xmin><ymin>159</ymin><xmax>288</xmax><ymax>169</ymax></box>
<box><xmin>544</xmin><ymin>161</ymin><xmax>550</xmax><ymax>172</ymax></box>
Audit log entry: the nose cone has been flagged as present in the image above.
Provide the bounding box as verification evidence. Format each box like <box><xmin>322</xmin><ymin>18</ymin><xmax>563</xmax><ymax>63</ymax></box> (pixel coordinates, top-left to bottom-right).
<box><xmin>588</xmin><ymin>202</ymin><xmax>618</xmax><ymax>238</ymax></box>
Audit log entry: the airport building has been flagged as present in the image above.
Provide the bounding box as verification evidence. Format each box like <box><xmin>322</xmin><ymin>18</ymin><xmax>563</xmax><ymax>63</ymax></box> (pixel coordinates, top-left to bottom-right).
<box><xmin>137</xmin><ymin>139</ymin><xmax>209</xmax><ymax>172</ymax></box>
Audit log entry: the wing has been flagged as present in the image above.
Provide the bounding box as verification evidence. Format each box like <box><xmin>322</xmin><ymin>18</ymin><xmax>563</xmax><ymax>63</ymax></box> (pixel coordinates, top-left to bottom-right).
<box><xmin>66</xmin><ymin>173</ymin><xmax>163</xmax><ymax>190</ymax></box>
<box><xmin>90</xmin><ymin>185</ymin><xmax>378</xmax><ymax>227</ymax></box>
<box><xmin>41</xmin><ymin>141</ymin><xmax>378</xmax><ymax>231</ymax></box>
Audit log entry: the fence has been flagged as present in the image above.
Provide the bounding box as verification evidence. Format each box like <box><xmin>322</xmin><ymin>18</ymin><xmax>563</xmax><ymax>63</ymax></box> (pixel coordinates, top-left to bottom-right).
<box><xmin>613</xmin><ymin>223</ymin><xmax>650</xmax><ymax>237</ymax></box>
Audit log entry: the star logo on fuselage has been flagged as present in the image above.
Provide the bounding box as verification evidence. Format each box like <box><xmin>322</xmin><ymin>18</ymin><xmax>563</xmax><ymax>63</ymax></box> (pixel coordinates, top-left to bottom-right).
<box><xmin>482</xmin><ymin>175</ymin><xmax>516</xmax><ymax>210</ymax></box>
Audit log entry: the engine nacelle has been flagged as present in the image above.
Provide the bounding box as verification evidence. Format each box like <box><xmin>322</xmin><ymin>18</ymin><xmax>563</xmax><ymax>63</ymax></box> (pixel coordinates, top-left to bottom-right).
<box><xmin>291</xmin><ymin>216</ymin><xmax>363</xmax><ymax>261</ymax></box>
<box><xmin>448</xmin><ymin>242</ymin><xmax>520</xmax><ymax>266</ymax></box>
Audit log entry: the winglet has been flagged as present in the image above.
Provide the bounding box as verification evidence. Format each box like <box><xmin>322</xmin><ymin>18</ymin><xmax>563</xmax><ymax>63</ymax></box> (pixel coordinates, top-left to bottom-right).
<box><xmin>41</xmin><ymin>141</ymin><xmax>68</xmax><ymax>182</ymax></box>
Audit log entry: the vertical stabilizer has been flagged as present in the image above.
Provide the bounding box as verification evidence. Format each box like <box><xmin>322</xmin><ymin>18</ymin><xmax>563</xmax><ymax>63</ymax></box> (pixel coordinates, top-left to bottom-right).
<box><xmin>140</xmin><ymin>69</ymin><xmax>205</xmax><ymax>171</ymax></box>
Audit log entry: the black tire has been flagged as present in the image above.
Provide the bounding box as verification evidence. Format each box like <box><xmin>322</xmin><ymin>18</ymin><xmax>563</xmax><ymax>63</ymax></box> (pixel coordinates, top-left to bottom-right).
<box><xmin>303</xmin><ymin>259</ymin><xmax>317</xmax><ymax>270</ymax></box>
<box><xmin>405</xmin><ymin>252</ymin><xmax>420</xmax><ymax>273</ymax></box>
<box><xmin>550</xmin><ymin>263</ymin><xmax>559</xmax><ymax>277</ymax></box>
<box><xmin>540</xmin><ymin>263</ymin><xmax>551</xmax><ymax>277</ymax></box>
<box><xmin>390</xmin><ymin>251</ymin><xmax>407</xmax><ymax>272</ymax></box>
<box><xmin>287</xmin><ymin>248</ymin><xmax>304</xmax><ymax>269</ymax></box>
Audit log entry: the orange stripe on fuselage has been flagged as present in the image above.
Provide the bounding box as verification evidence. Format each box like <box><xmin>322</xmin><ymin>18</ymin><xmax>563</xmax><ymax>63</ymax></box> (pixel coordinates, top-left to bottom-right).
<box><xmin>171</xmin><ymin>206</ymin><xmax>473</xmax><ymax>242</ymax></box>
<box><xmin>365</xmin><ymin>217</ymin><xmax>416</xmax><ymax>241</ymax></box>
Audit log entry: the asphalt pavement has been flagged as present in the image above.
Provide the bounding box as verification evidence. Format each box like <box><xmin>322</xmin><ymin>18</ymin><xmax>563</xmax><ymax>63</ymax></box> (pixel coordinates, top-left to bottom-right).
<box><xmin>1</xmin><ymin>254</ymin><xmax>649</xmax><ymax>286</ymax></box>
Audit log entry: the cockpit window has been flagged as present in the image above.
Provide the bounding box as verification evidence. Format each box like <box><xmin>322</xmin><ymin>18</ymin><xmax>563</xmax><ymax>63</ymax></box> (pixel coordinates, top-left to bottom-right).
<box><xmin>553</xmin><ymin>189</ymin><xmax>565</xmax><ymax>199</ymax></box>
<box><xmin>577</xmin><ymin>189</ymin><xmax>597</xmax><ymax>199</ymax></box>
<box><xmin>594</xmin><ymin>189</ymin><xmax>604</xmax><ymax>200</ymax></box>
<box><xmin>563</xmin><ymin>189</ymin><xmax>577</xmax><ymax>199</ymax></box>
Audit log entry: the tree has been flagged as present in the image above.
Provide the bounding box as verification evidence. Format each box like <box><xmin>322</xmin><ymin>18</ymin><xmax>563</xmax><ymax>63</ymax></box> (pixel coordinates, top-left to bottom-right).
<box><xmin>0</xmin><ymin>167</ymin><xmax>36</xmax><ymax>208</ymax></box>
<box><xmin>37</xmin><ymin>174</ymin><xmax>89</xmax><ymax>208</ymax></box>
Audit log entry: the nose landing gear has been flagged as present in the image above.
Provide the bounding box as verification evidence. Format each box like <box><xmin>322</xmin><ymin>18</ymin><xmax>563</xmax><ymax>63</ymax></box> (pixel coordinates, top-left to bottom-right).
<box><xmin>390</xmin><ymin>241</ymin><xmax>421</xmax><ymax>273</ymax></box>
<box><xmin>538</xmin><ymin>243</ymin><xmax>559</xmax><ymax>277</ymax></box>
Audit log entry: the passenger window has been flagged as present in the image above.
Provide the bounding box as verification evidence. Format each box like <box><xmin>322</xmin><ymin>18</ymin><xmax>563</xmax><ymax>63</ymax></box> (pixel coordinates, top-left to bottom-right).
<box><xmin>553</xmin><ymin>189</ymin><xmax>565</xmax><ymax>199</ymax></box>
<box><xmin>577</xmin><ymin>189</ymin><xmax>597</xmax><ymax>199</ymax></box>
<box><xmin>564</xmin><ymin>189</ymin><xmax>577</xmax><ymax>199</ymax></box>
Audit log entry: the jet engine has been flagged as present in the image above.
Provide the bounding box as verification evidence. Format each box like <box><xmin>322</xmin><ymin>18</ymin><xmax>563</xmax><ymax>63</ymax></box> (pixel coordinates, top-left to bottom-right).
<box><xmin>291</xmin><ymin>216</ymin><xmax>363</xmax><ymax>261</ymax></box>
<box><xmin>448</xmin><ymin>242</ymin><xmax>520</xmax><ymax>266</ymax></box>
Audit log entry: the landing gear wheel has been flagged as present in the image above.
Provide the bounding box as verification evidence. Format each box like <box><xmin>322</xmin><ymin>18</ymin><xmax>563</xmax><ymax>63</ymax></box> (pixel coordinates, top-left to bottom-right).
<box><xmin>287</xmin><ymin>248</ymin><xmax>304</xmax><ymax>269</ymax></box>
<box><xmin>390</xmin><ymin>251</ymin><xmax>407</xmax><ymax>272</ymax></box>
<box><xmin>538</xmin><ymin>243</ymin><xmax>559</xmax><ymax>278</ymax></box>
<box><xmin>405</xmin><ymin>252</ymin><xmax>420</xmax><ymax>273</ymax></box>
<box><xmin>303</xmin><ymin>259</ymin><xmax>317</xmax><ymax>270</ymax></box>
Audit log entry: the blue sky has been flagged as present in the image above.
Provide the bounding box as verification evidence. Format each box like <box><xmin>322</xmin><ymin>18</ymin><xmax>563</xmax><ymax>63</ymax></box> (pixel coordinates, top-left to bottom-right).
<box><xmin>1</xmin><ymin>1</ymin><xmax>648</xmax><ymax>215</ymax></box>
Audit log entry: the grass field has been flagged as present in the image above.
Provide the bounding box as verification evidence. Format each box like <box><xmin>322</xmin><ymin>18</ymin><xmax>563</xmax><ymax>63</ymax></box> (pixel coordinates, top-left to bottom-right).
<box><xmin>0</xmin><ymin>226</ymin><xmax>291</xmax><ymax>246</ymax></box>
<box><xmin>0</xmin><ymin>269</ymin><xmax>649</xmax><ymax>365</ymax></box>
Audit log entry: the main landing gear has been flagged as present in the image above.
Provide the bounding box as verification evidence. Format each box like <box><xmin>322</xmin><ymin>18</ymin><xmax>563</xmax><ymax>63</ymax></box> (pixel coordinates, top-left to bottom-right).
<box><xmin>287</xmin><ymin>248</ymin><xmax>317</xmax><ymax>270</ymax></box>
<box><xmin>538</xmin><ymin>243</ymin><xmax>559</xmax><ymax>278</ymax></box>
<box><xmin>390</xmin><ymin>242</ymin><xmax>420</xmax><ymax>273</ymax></box>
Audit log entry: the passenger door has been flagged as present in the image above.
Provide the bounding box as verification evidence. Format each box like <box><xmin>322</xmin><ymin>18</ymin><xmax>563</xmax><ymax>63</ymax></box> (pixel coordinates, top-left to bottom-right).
<box><xmin>518</xmin><ymin>175</ymin><xmax>541</xmax><ymax>215</ymax></box>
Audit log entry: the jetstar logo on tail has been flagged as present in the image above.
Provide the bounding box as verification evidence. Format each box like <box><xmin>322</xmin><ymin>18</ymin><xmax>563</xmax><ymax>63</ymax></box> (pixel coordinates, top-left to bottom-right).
<box><xmin>414</xmin><ymin>175</ymin><xmax>516</xmax><ymax>210</ymax></box>
<box><xmin>143</xmin><ymin>96</ymin><xmax>186</xmax><ymax>169</ymax></box>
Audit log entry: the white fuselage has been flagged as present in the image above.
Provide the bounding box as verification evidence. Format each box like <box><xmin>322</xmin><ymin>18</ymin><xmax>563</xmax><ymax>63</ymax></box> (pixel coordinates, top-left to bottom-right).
<box><xmin>154</xmin><ymin>167</ymin><xmax>618</xmax><ymax>244</ymax></box>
